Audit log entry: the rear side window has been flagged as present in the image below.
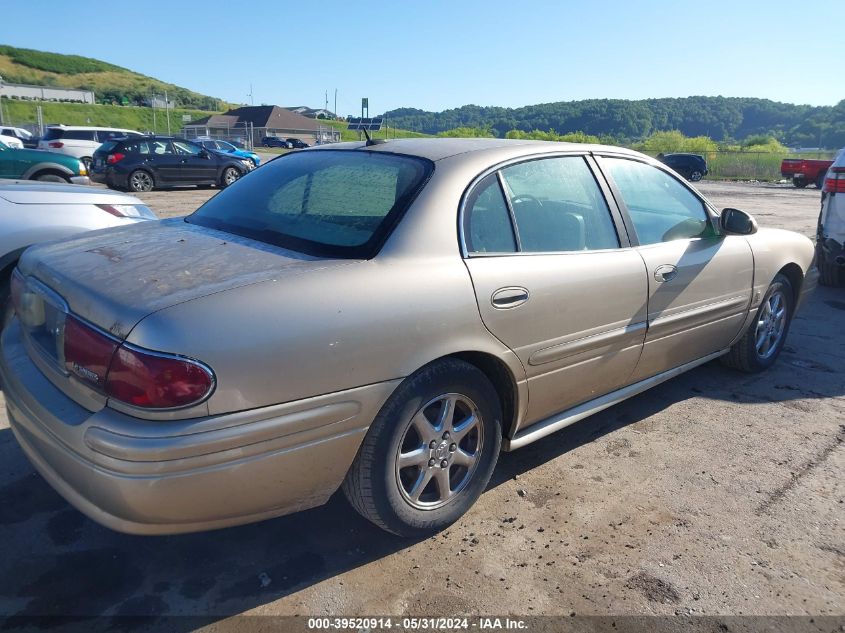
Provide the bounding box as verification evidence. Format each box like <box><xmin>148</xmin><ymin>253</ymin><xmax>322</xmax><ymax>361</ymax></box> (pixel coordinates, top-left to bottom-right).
<box><xmin>42</xmin><ymin>128</ymin><xmax>64</xmax><ymax>141</ymax></box>
<box><xmin>98</xmin><ymin>141</ymin><xmax>118</xmax><ymax>153</ymax></box>
<box><xmin>63</xmin><ymin>130</ymin><xmax>97</xmax><ymax>141</ymax></box>
<box><xmin>464</xmin><ymin>174</ymin><xmax>516</xmax><ymax>254</ymax></box>
<box><xmin>500</xmin><ymin>157</ymin><xmax>619</xmax><ymax>252</ymax></box>
<box><xmin>120</xmin><ymin>140</ymin><xmax>151</xmax><ymax>154</ymax></box>
<box><xmin>188</xmin><ymin>150</ymin><xmax>433</xmax><ymax>258</ymax></box>
<box><xmin>604</xmin><ymin>158</ymin><xmax>710</xmax><ymax>245</ymax></box>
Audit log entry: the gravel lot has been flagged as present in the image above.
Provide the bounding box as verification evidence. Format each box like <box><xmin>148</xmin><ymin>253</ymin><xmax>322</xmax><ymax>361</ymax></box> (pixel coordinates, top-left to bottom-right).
<box><xmin>0</xmin><ymin>180</ymin><xmax>842</xmax><ymax>623</ymax></box>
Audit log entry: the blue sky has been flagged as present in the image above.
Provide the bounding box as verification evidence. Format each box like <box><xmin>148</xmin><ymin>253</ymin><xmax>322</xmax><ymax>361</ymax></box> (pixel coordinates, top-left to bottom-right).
<box><xmin>2</xmin><ymin>0</ymin><xmax>839</xmax><ymax>114</ymax></box>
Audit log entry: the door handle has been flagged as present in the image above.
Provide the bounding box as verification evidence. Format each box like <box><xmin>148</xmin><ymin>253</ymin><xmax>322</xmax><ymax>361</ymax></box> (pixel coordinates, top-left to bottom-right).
<box><xmin>491</xmin><ymin>287</ymin><xmax>529</xmax><ymax>309</ymax></box>
<box><xmin>654</xmin><ymin>264</ymin><xmax>678</xmax><ymax>283</ymax></box>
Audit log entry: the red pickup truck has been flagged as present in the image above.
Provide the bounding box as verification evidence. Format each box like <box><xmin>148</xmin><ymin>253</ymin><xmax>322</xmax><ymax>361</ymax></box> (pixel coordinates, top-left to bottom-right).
<box><xmin>780</xmin><ymin>157</ymin><xmax>834</xmax><ymax>188</ymax></box>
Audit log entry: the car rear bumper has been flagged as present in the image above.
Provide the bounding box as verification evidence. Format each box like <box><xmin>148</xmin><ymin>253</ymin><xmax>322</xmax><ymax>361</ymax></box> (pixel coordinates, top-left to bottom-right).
<box><xmin>0</xmin><ymin>319</ymin><xmax>397</xmax><ymax>534</ymax></box>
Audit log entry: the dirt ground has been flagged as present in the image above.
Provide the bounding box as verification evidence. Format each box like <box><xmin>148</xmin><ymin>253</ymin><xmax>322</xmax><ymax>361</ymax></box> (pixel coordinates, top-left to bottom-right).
<box><xmin>0</xmin><ymin>181</ymin><xmax>842</xmax><ymax>623</ymax></box>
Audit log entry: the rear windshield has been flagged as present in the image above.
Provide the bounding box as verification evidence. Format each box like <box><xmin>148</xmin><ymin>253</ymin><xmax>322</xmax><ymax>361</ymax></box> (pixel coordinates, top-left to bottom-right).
<box><xmin>42</xmin><ymin>128</ymin><xmax>64</xmax><ymax>141</ymax></box>
<box><xmin>187</xmin><ymin>150</ymin><xmax>433</xmax><ymax>258</ymax></box>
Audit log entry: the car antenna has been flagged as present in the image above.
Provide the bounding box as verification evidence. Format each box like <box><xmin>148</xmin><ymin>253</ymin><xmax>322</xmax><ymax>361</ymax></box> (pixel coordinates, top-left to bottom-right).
<box><xmin>362</xmin><ymin>128</ymin><xmax>385</xmax><ymax>147</ymax></box>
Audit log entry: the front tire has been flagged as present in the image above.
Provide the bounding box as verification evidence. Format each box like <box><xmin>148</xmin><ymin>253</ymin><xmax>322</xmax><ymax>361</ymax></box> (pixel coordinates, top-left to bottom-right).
<box><xmin>343</xmin><ymin>359</ymin><xmax>502</xmax><ymax>537</ymax></box>
<box><xmin>220</xmin><ymin>166</ymin><xmax>240</xmax><ymax>188</ymax></box>
<box><xmin>689</xmin><ymin>170</ymin><xmax>703</xmax><ymax>182</ymax></box>
<box><xmin>722</xmin><ymin>274</ymin><xmax>793</xmax><ymax>373</ymax></box>
<box><xmin>34</xmin><ymin>172</ymin><xmax>68</xmax><ymax>183</ymax></box>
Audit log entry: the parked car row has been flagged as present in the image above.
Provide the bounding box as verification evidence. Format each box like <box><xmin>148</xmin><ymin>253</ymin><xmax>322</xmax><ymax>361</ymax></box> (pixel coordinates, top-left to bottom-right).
<box><xmin>90</xmin><ymin>136</ymin><xmax>254</xmax><ymax>192</ymax></box>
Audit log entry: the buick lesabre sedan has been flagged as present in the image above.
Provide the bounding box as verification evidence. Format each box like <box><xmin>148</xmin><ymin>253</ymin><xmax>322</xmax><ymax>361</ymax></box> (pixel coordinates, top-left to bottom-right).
<box><xmin>0</xmin><ymin>139</ymin><xmax>817</xmax><ymax>537</ymax></box>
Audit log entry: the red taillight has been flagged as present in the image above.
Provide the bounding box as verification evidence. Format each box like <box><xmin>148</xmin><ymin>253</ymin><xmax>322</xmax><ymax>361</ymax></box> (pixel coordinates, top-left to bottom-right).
<box><xmin>107</xmin><ymin>152</ymin><xmax>125</xmax><ymax>165</ymax></box>
<box><xmin>105</xmin><ymin>346</ymin><xmax>215</xmax><ymax>409</ymax></box>
<box><xmin>64</xmin><ymin>316</ymin><xmax>119</xmax><ymax>389</ymax></box>
<box><xmin>9</xmin><ymin>269</ymin><xmax>24</xmax><ymax>317</ymax></box>
<box><xmin>62</xmin><ymin>316</ymin><xmax>214</xmax><ymax>409</ymax></box>
<box><xmin>48</xmin><ymin>141</ymin><xmax>64</xmax><ymax>148</ymax></box>
<box><xmin>823</xmin><ymin>167</ymin><xmax>845</xmax><ymax>194</ymax></box>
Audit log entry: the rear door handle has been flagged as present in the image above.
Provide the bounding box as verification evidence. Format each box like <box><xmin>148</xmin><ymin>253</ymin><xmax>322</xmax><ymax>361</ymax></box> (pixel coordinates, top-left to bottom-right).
<box><xmin>654</xmin><ymin>264</ymin><xmax>678</xmax><ymax>283</ymax></box>
<box><xmin>491</xmin><ymin>287</ymin><xmax>529</xmax><ymax>309</ymax></box>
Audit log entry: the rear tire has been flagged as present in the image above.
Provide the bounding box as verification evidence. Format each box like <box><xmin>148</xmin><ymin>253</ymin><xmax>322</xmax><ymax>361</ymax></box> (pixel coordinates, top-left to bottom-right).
<box><xmin>721</xmin><ymin>274</ymin><xmax>793</xmax><ymax>373</ymax></box>
<box><xmin>343</xmin><ymin>359</ymin><xmax>502</xmax><ymax>537</ymax></box>
<box><xmin>128</xmin><ymin>170</ymin><xmax>154</xmax><ymax>192</ymax></box>
<box><xmin>793</xmin><ymin>176</ymin><xmax>808</xmax><ymax>188</ymax></box>
<box><xmin>689</xmin><ymin>170</ymin><xmax>703</xmax><ymax>182</ymax></box>
<box><xmin>816</xmin><ymin>172</ymin><xmax>826</xmax><ymax>189</ymax></box>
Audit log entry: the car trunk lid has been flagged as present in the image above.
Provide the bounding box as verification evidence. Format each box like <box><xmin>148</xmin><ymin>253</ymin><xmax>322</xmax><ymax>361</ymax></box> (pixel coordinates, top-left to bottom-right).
<box><xmin>18</xmin><ymin>218</ymin><xmax>349</xmax><ymax>340</ymax></box>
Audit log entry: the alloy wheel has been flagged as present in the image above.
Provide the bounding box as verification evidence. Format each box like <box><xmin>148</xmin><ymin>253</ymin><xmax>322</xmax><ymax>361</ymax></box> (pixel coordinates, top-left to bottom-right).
<box><xmin>395</xmin><ymin>393</ymin><xmax>484</xmax><ymax>510</ymax></box>
<box><xmin>130</xmin><ymin>171</ymin><xmax>153</xmax><ymax>192</ymax></box>
<box><xmin>754</xmin><ymin>289</ymin><xmax>787</xmax><ymax>359</ymax></box>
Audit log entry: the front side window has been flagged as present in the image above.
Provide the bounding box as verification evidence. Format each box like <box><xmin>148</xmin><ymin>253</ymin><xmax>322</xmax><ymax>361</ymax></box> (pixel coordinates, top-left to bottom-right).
<box><xmin>217</xmin><ymin>141</ymin><xmax>236</xmax><ymax>151</ymax></box>
<box><xmin>499</xmin><ymin>157</ymin><xmax>619</xmax><ymax>252</ymax></box>
<box><xmin>187</xmin><ymin>150</ymin><xmax>433</xmax><ymax>257</ymax></box>
<box><xmin>603</xmin><ymin>158</ymin><xmax>711</xmax><ymax>245</ymax></box>
<box><xmin>173</xmin><ymin>140</ymin><xmax>202</xmax><ymax>155</ymax></box>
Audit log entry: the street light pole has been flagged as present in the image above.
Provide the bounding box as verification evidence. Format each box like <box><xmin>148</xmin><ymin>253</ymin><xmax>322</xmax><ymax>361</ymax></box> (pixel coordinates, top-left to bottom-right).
<box><xmin>165</xmin><ymin>90</ymin><xmax>171</xmax><ymax>135</ymax></box>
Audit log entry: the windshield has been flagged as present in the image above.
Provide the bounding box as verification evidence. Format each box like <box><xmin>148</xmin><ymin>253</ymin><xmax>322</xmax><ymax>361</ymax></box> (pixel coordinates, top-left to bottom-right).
<box><xmin>187</xmin><ymin>150</ymin><xmax>433</xmax><ymax>258</ymax></box>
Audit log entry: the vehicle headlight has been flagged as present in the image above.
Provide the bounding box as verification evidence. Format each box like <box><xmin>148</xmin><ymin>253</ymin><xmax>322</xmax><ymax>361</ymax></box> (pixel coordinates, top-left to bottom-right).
<box><xmin>240</xmin><ymin>159</ymin><xmax>253</xmax><ymax>169</ymax></box>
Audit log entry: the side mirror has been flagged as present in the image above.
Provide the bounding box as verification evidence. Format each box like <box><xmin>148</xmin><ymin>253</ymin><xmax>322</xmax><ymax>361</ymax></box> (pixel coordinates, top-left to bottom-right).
<box><xmin>720</xmin><ymin>208</ymin><xmax>757</xmax><ymax>235</ymax></box>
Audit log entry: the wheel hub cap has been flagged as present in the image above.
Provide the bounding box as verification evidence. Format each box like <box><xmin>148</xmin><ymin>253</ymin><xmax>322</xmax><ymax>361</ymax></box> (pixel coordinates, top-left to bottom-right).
<box><xmin>395</xmin><ymin>393</ymin><xmax>484</xmax><ymax>510</ymax></box>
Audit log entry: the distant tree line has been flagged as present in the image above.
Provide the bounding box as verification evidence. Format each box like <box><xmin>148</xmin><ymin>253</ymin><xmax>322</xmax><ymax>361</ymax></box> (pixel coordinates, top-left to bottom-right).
<box><xmin>385</xmin><ymin>97</ymin><xmax>845</xmax><ymax>148</ymax></box>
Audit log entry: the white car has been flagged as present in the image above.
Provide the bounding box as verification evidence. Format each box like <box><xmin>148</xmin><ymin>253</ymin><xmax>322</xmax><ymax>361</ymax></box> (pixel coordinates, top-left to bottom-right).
<box><xmin>38</xmin><ymin>125</ymin><xmax>141</xmax><ymax>170</ymax></box>
<box><xmin>0</xmin><ymin>126</ymin><xmax>34</xmax><ymax>146</ymax></box>
<box><xmin>0</xmin><ymin>180</ymin><xmax>156</xmax><ymax>321</ymax></box>
<box><xmin>818</xmin><ymin>147</ymin><xmax>845</xmax><ymax>286</ymax></box>
<box><xmin>0</xmin><ymin>134</ymin><xmax>23</xmax><ymax>149</ymax></box>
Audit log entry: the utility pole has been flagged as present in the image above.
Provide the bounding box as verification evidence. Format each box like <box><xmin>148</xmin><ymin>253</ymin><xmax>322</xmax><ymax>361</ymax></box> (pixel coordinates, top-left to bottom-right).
<box><xmin>0</xmin><ymin>75</ymin><xmax>4</xmax><ymax>125</ymax></box>
<box><xmin>151</xmin><ymin>93</ymin><xmax>157</xmax><ymax>133</ymax></box>
<box><xmin>165</xmin><ymin>90</ymin><xmax>171</xmax><ymax>135</ymax></box>
<box><xmin>334</xmin><ymin>89</ymin><xmax>337</xmax><ymax>119</ymax></box>
<box><xmin>248</xmin><ymin>84</ymin><xmax>254</xmax><ymax>106</ymax></box>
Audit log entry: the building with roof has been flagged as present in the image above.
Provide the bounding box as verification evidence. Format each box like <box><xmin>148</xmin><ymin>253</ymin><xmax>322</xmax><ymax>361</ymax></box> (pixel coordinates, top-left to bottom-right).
<box><xmin>181</xmin><ymin>106</ymin><xmax>340</xmax><ymax>147</ymax></box>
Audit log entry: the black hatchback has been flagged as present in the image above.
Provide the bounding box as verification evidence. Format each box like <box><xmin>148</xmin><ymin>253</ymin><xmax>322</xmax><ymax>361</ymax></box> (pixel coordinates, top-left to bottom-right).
<box><xmin>90</xmin><ymin>136</ymin><xmax>251</xmax><ymax>192</ymax></box>
<box><xmin>657</xmin><ymin>153</ymin><xmax>709</xmax><ymax>182</ymax></box>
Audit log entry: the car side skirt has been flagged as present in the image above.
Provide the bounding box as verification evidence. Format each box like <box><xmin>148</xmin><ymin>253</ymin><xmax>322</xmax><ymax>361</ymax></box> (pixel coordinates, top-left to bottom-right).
<box><xmin>504</xmin><ymin>348</ymin><xmax>728</xmax><ymax>451</ymax></box>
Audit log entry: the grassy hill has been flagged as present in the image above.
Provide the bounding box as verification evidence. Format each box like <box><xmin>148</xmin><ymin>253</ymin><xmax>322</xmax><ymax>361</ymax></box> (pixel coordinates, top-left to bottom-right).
<box><xmin>0</xmin><ymin>45</ymin><xmax>227</xmax><ymax>110</ymax></box>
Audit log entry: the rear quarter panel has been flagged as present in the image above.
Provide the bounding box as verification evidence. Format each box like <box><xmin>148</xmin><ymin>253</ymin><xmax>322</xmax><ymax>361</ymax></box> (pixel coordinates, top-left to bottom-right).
<box><xmin>743</xmin><ymin>227</ymin><xmax>814</xmax><ymax>319</ymax></box>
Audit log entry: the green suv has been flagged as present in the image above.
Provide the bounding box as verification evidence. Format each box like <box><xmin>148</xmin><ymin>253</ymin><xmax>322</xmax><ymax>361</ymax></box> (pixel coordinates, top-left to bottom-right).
<box><xmin>0</xmin><ymin>141</ymin><xmax>90</xmax><ymax>184</ymax></box>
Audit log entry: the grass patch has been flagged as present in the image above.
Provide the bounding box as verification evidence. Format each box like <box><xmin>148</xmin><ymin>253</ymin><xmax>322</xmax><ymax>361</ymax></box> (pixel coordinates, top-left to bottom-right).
<box><xmin>2</xmin><ymin>100</ymin><xmax>219</xmax><ymax>135</ymax></box>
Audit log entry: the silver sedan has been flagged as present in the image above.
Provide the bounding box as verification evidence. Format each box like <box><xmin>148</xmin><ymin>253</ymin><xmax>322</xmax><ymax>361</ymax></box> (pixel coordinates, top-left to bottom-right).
<box><xmin>0</xmin><ymin>139</ymin><xmax>817</xmax><ymax>536</ymax></box>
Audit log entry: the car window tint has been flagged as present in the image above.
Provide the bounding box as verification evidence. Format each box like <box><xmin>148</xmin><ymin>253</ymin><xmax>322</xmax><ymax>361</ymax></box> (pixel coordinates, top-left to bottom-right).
<box><xmin>188</xmin><ymin>150</ymin><xmax>432</xmax><ymax>256</ymax></box>
<box><xmin>97</xmin><ymin>130</ymin><xmax>123</xmax><ymax>142</ymax></box>
<box><xmin>121</xmin><ymin>140</ymin><xmax>151</xmax><ymax>154</ymax></box>
<box><xmin>604</xmin><ymin>158</ymin><xmax>709</xmax><ymax>245</ymax></box>
<box><xmin>63</xmin><ymin>130</ymin><xmax>97</xmax><ymax>141</ymax></box>
<box><xmin>217</xmin><ymin>141</ymin><xmax>235</xmax><ymax>151</ymax></box>
<box><xmin>464</xmin><ymin>174</ymin><xmax>516</xmax><ymax>254</ymax></box>
<box><xmin>151</xmin><ymin>140</ymin><xmax>173</xmax><ymax>155</ymax></box>
<box><xmin>500</xmin><ymin>157</ymin><xmax>619</xmax><ymax>252</ymax></box>
<box><xmin>173</xmin><ymin>141</ymin><xmax>202</xmax><ymax>155</ymax></box>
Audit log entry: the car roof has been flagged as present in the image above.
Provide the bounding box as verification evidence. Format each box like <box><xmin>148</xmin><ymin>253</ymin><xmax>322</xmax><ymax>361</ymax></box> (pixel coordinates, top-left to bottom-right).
<box><xmin>307</xmin><ymin>137</ymin><xmax>641</xmax><ymax>162</ymax></box>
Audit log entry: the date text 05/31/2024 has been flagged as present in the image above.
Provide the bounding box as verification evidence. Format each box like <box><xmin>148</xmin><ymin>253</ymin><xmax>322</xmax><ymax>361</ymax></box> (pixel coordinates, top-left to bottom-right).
<box><xmin>306</xmin><ymin>617</ymin><xmax>528</xmax><ymax>630</ymax></box>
